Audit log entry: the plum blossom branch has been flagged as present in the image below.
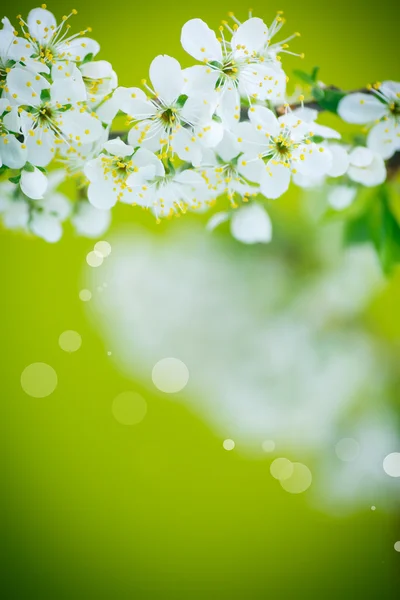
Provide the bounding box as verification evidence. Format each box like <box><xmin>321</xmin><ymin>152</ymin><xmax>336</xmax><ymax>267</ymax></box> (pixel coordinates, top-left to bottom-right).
<box><xmin>0</xmin><ymin>4</ymin><xmax>399</xmax><ymax>265</ymax></box>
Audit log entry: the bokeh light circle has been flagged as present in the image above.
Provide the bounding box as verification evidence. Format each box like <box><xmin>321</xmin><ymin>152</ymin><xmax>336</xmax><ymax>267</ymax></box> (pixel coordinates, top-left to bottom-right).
<box><xmin>112</xmin><ymin>391</ymin><xmax>147</xmax><ymax>425</ymax></box>
<box><xmin>152</xmin><ymin>357</ymin><xmax>189</xmax><ymax>393</ymax></box>
<box><xmin>223</xmin><ymin>439</ymin><xmax>235</xmax><ymax>451</ymax></box>
<box><xmin>59</xmin><ymin>330</ymin><xmax>82</xmax><ymax>353</ymax></box>
<box><xmin>21</xmin><ymin>363</ymin><xmax>58</xmax><ymax>398</ymax></box>
<box><xmin>262</xmin><ymin>440</ymin><xmax>276</xmax><ymax>453</ymax></box>
<box><xmin>394</xmin><ymin>541</ymin><xmax>400</xmax><ymax>553</ymax></box>
<box><xmin>383</xmin><ymin>453</ymin><xmax>400</xmax><ymax>478</ymax></box>
<box><xmin>280</xmin><ymin>462</ymin><xmax>313</xmax><ymax>494</ymax></box>
<box><xmin>79</xmin><ymin>289</ymin><xmax>92</xmax><ymax>301</ymax></box>
<box><xmin>335</xmin><ymin>438</ymin><xmax>360</xmax><ymax>462</ymax></box>
<box><xmin>94</xmin><ymin>241</ymin><xmax>112</xmax><ymax>257</ymax></box>
<box><xmin>270</xmin><ymin>458</ymin><xmax>293</xmax><ymax>481</ymax></box>
<box><xmin>86</xmin><ymin>251</ymin><xmax>103</xmax><ymax>268</ymax></box>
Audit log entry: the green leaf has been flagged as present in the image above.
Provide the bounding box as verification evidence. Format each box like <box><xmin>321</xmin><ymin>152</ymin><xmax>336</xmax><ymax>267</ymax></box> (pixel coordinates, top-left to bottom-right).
<box><xmin>377</xmin><ymin>189</ymin><xmax>400</xmax><ymax>274</ymax></box>
<box><xmin>315</xmin><ymin>88</ymin><xmax>346</xmax><ymax>113</ymax></box>
<box><xmin>293</xmin><ymin>69</ymin><xmax>315</xmax><ymax>85</ymax></box>
<box><xmin>344</xmin><ymin>212</ymin><xmax>371</xmax><ymax>245</ymax></box>
<box><xmin>9</xmin><ymin>175</ymin><xmax>21</xmax><ymax>184</ymax></box>
<box><xmin>81</xmin><ymin>53</ymin><xmax>94</xmax><ymax>64</ymax></box>
<box><xmin>311</xmin><ymin>66</ymin><xmax>320</xmax><ymax>82</ymax></box>
<box><xmin>312</xmin><ymin>86</ymin><xmax>325</xmax><ymax>101</ymax></box>
<box><xmin>40</xmin><ymin>88</ymin><xmax>51</xmax><ymax>101</ymax></box>
<box><xmin>176</xmin><ymin>94</ymin><xmax>188</xmax><ymax>108</ymax></box>
<box><xmin>23</xmin><ymin>162</ymin><xmax>35</xmax><ymax>172</ymax></box>
<box><xmin>0</xmin><ymin>165</ymin><xmax>9</xmax><ymax>176</ymax></box>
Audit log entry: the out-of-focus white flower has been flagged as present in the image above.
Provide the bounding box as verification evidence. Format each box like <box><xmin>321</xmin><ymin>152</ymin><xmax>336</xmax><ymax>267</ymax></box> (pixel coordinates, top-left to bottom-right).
<box><xmin>328</xmin><ymin>185</ymin><xmax>357</xmax><ymax>210</ymax></box>
<box><xmin>207</xmin><ymin>202</ymin><xmax>273</xmax><ymax>244</ymax></box>
<box><xmin>71</xmin><ymin>200</ymin><xmax>111</xmax><ymax>238</ymax></box>
<box><xmin>347</xmin><ymin>146</ymin><xmax>386</xmax><ymax>186</ymax></box>
<box><xmin>87</xmin><ymin>223</ymin><xmax>400</xmax><ymax>512</ymax></box>
<box><xmin>236</xmin><ymin>106</ymin><xmax>336</xmax><ymax>198</ymax></box>
<box><xmin>0</xmin><ymin>169</ymin><xmax>70</xmax><ymax>241</ymax></box>
<box><xmin>84</xmin><ymin>137</ymin><xmax>164</xmax><ymax>210</ymax></box>
<box><xmin>338</xmin><ymin>81</ymin><xmax>400</xmax><ymax>159</ymax></box>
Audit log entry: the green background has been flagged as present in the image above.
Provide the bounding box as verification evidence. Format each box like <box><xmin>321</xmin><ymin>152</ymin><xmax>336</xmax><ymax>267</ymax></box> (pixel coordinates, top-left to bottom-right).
<box><xmin>2</xmin><ymin>0</ymin><xmax>400</xmax><ymax>598</ymax></box>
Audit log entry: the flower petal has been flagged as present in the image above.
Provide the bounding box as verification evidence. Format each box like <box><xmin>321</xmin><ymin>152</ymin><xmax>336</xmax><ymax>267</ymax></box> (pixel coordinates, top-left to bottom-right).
<box><xmin>367</xmin><ymin>120</ymin><xmax>398</xmax><ymax>160</ymax></box>
<box><xmin>87</xmin><ymin>178</ymin><xmax>118</xmax><ymax>209</ymax></box>
<box><xmin>27</xmin><ymin>8</ymin><xmax>57</xmax><ymax>44</ymax></box>
<box><xmin>328</xmin><ymin>186</ymin><xmax>357</xmax><ymax>210</ymax></box>
<box><xmin>103</xmin><ymin>138</ymin><xmax>133</xmax><ymax>156</ymax></box>
<box><xmin>72</xmin><ymin>201</ymin><xmax>111</xmax><ymax>238</ymax></box>
<box><xmin>261</xmin><ymin>163</ymin><xmax>291</xmax><ymax>199</ymax></box>
<box><xmin>232</xmin><ymin>18</ymin><xmax>268</xmax><ymax>55</ymax></box>
<box><xmin>149</xmin><ymin>54</ymin><xmax>184</xmax><ymax>104</ymax></box>
<box><xmin>6</xmin><ymin>67</ymin><xmax>49</xmax><ymax>106</ymax></box>
<box><xmin>348</xmin><ymin>153</ymin><xmax>386</xmax><ymax>187</ymax></box>
<box><xmin>20</xmin><ymin>167</ymin><xmax>48</xmax><ymax>200</ymax></box>
<box><xmin>338</xmin><ymin>93</ymin><xmax>387</xmax><ymax>124</ymax></box>
<box><xmin>0</xmin><ymin>135</ymin><xmax>27</xmax><ymax>169</ymax></box>
<box><xmin>326</xmin><ymin>144</ymin><xmax>350</xmax><ymax>177</ymax></box>
<box><xmin>230</xmin><ymin>203</ymin><xmax>272</xmax><ymax>244</ymax></box>
<box><xmin>181</xmin><ymin>19</ymin><xmax>222</xmax><ymax>63</ymax></box>
<box><xmin>206</xmin><ymin>211</ymin><xmax>229</xmax><ymax>231</ymax></box>
<box><xmin>30</xmin><ymin>213</ymin><xmax>63</xmax><ymax>243</ymax></box>
<box><xmin>248</xmin><ymin>105</ymin><xmax>279</xmax><ymax>136</ymax></box>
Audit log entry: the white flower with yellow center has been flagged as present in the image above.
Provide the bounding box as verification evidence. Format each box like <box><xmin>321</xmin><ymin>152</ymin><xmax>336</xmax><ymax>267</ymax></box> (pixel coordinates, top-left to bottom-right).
<box><xmin>15</xmin><ymin>6</ymin><xmax>99</xmax><ymax>68</ymax></box>
<box><xmin>114</xmin><ymin>54</ymin><xmax>221</xmax><ymax>164</ymax></box>
<box><xmin>6</xmin><ymin>66</ymin><xmax>103</xmax><ymax>166</ymax></box>
<box><xmin>84</xmin><ymin>137</ymin><xmax>164</xmax><ymax>210</ymax></box>
<box><xmin>200</xmin><ymin>130</ymin><xmax>259</xmax><ymax>206</ymax></box>
<box><xmin>338</xmin><ymin>81</ymin><xmax>400</xmax><ymax>159</ymax></box>
<box><xmin>123</xmin><ymin>167</ymin><xmax>211</xmax><ymax>221</ymax></box>
<box><xmin>235</xmin><ymin>105</ymin><xmax>335</xmax><ymax>199</ymax></box>
<box><xmin>180</xmin><ymin>16</ymin><xmax>288</xmax><ymax>127</ymax></box>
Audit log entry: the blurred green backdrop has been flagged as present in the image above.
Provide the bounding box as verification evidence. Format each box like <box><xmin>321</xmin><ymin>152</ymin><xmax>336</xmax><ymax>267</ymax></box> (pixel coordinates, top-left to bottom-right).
<box><xmin>2</xmin><ymin>0</ymin><xmax>400</xmax><ymax>598</ymax></box>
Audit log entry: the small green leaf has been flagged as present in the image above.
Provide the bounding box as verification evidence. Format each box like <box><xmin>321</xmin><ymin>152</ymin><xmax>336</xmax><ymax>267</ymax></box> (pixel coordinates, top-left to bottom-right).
<box><xmin>311</xmin><ymin>66</ymin><xmax>320</xmax><ymax>82</ymax></box>
<box><xmin>81</xmin><ymin>53</ymin><xmax>94</xmax><ymax>64</ymax></box>
<box><xmin>9</xmin><ymin>175</ymin><xmax>21</xmax><ymax>184</ymax></box>
<box><xmin>23</xmin><ymin>162</ymin><xmax>35</xmax><ymax>172</ymax></box>
<box><xmin>40</xmin><ymin>88</ymin><xmax>51</xmax><ymax>101</ymax></box>
<box><xmin>0</xmin><ymin>165</ymin><xmax>9</xmax><ymax>176</ymax></box>
<box><xmin>176</xmin><ymin>94</ymin><xmax>188</xmax><ymax>107</ymax></box>
<box><xmin>293</xmin><ymin>69</ymin><xmax>315</xmax><ymax>85</ymax></box>
<box><xmin>316</xmin><ymin>88</ymin><xmax>346</xmax><ymax>113</ymax></box>
<box><xmin>312</xmin><ymin>86</ymin><xmax>325</xmax><ymax>101</ymax></box>
<box><xmin>344</xmin><ymin>212</ymin><xmax>371</xmax><ymax>246</ymax></box>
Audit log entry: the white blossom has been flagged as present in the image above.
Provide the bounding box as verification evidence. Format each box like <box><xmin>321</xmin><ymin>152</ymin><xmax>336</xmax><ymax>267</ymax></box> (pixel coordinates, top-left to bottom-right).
<box><xmin>180</xmin><ymin>16</ymin><xmax>287</xmax><ymax>126</ymax></box>
<box><xmin>235</xmin><ymin>105</ymin><xmax>336</xmax><ymax>199</ymax></box>
<box><xmin>347</xmin><ymin>146</ymin><xmax>386</xmax><ymax>187</ymax></box>
<box><xmin>0</xmin><ymin>169</ymin><xmax>70</xmax><ymax>241</ymax></box>
<box><xmin>338</xmin><ymin>82</ymin><xmax>400</xmax><ymax>159</ymax></box>
<box><xmin>84</xmin><ymin>137</ymin><xmax>164</xmax><ymax>209</ymax></box>
<box><xmin>6</xmin><ymin>66</ymin><xmax>103</xmax><ymax>167</ymax></box>
<box><xmin>71</xmin><ymin>200</ymin><xmax>111</xmax><ymax>237</ymax></box>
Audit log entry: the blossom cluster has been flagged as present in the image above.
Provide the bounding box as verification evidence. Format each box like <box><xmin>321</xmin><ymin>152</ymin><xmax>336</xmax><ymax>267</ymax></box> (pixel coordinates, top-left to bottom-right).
<box><xmin>0</xmin><ymin>5</ymin><xmax>398</xmax><ymax>243</ymax></box>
